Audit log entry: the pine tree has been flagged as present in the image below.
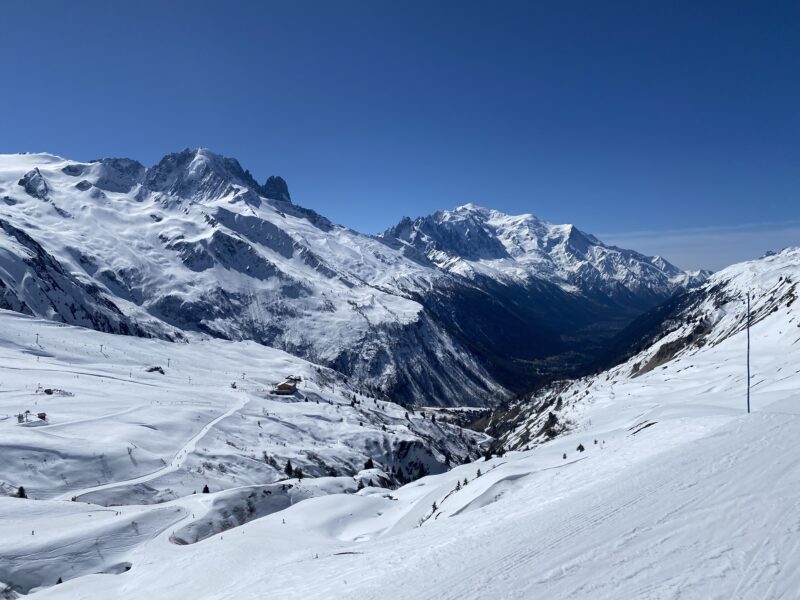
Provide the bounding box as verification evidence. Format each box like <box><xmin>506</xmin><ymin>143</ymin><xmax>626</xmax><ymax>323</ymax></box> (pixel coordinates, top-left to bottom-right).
<box><xmin>56</xmin><ymin>577</ymin><xmax>63</xmax><ymax>585</ymax></box>
<box><xmin>476</xmin><ymin>468</ymin><xmax>482</xmax><ymax>477</ymax></box>
<box><xmin>357</xmin><ymin>479</ymin><xmax>365</xmax><ymax>491</ymax></box>
<box><xmin>562</xmin><ymin>453</ymin><xmax>567</xmax><ymax>459</ymax></box>
<box><xmin>463</xmin><ymin>477</ymin><xmax>468</xmax><ymax>486</ymax></box>
<box><xmin>16</xmin><ymin>486</ymin><xmax>27</xmax><ymax>499</ymax></box>
<box><xmin>202</xmin><ymin>484</ymin><xmax>210</xmax><ymax>494</ymax></box>
<box><xmin>455</xmin><ymin>480</ymin><xmax>461</xmax><ymax>491</ymax></box>
<box><xmin>364</xmin><ymin>457</ymin><xmax>374</xmax><ymax>470</ymax></box>
<box><xmin>577</xmin><ymin>443</ymin><xmax>585</xmax><ymax>452</ymax></box>
<box><xmin>431</xmin><ymin>501</ymin><xmax>437</xmax><ymax>512</ymax></box>
<box><xmin>285</xmin><ymin>460</ymin><xmax>293</xmax><ymax>477</ymax></box>
<box><xmin>293</xmin><ymin>467</ymin><xmax>303</xmax><ymax>480</ymax></box>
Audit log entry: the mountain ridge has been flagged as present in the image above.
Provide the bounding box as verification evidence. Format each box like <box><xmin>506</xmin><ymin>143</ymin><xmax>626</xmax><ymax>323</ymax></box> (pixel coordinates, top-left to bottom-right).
<box><xmin>0</xmin><ymin>148</ymin><xmax>707</xmax><ymax>406</ymax></box>
<box><xmin>382</xmin><ymin>202</ymin><xmax>709</xmax><ymax>299</ymax></box>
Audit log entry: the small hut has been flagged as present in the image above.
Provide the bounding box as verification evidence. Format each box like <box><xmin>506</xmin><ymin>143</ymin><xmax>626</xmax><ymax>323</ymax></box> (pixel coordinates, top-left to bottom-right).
<box><xmin>272</xmin><ymin>379</ymin><xmax>297</xmax><ymax>395</ymax></box>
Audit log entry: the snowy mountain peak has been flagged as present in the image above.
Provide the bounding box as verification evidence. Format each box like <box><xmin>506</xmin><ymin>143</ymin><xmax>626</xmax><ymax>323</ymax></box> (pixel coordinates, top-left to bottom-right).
<box><xmin>383</xmin><ymin>205</ymin><xmax>705</xmax><ymax>299</ymax></box>
<box><xmin>452</xmin><ymin>202</ymin><xmax>493</xmax><ymax>216</ymax></box>
<box><xmin>143</xmin><ymin>147</ymin><xmax>262</xmax><ymax>202</ymax></box>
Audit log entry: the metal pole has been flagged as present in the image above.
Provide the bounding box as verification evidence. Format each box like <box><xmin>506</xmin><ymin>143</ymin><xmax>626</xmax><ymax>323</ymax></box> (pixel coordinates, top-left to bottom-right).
<box><xmin>746</xmin><ymin>292</ymin><xmax>751</xmax><ymax>414</ymax></box>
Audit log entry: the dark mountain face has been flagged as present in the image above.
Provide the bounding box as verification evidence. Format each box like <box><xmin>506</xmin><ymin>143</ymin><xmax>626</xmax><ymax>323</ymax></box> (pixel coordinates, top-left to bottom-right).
<box><xmin>0</xmin><ymin>149</ymin><xmax>706</xmax><ymax>407</ymax></box>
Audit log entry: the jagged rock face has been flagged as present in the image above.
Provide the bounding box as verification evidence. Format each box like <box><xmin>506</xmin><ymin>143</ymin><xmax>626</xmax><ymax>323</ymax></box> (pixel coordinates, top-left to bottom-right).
<box><xmin>143</xmin><ymin>148</ymin><xmax>261</xmax><ymax>202</ymax></box>
<box><xmin>18</xmin><ymin>168</ymin><xmax>49</xmax><ymax>200</ymax></box>
<box><xmin>262</xmin><ymin>175</ymin><xmax>290</xmax><ymax>203</ymax></box>
<box><xmin>0</xmin><ymin>149</ymin><xmax>706</xmax><ymax>406</ymax></box>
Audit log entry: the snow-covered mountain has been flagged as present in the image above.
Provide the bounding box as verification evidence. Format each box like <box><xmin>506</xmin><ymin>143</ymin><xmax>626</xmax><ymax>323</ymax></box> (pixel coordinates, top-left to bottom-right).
<box><xmin>0</xmin><ymin>150</ymin><xmax>704</xmax><ymax>406</ymax></box>
<box><xmin>2</xmin><ymin>247</ymin><xmax>797</xmax><ymax>600</ymax></box>
<box><xmin>382</xmin><ymin>203</ymin><xmax>708</xmax><ymax>302</ymax></box>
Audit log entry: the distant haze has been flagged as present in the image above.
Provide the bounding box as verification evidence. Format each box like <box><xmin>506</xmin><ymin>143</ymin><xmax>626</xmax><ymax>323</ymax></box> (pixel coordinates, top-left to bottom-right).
<box><xmin>600</xmin><ymin>221</ymin><xmax>800</xmax><ymax>272</ymax></box>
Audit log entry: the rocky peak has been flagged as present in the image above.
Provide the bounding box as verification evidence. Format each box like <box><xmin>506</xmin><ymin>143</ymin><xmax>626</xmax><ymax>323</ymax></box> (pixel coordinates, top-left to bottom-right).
<box><xmin>142</xmin><ymin>148</ymin><xmax>261</xmax><ymax>201</ymax></box>
<box><xmin>18</xmin><ymin>168</ymin><xmax>49</xmax><ymax>200</ymax></box>
<box><xmin>261</xmin><ymin>175</ymin><xmax>291</xmax><ymax>203</ymax></box>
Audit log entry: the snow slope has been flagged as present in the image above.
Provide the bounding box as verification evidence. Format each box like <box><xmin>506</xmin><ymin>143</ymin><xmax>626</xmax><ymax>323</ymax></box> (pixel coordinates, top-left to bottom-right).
<box><xmin>0</xmin><ymin>309</ymin><xmax>484</xmax><ymax>504</ymax></box>
<box><xmin>495</xmin><ymin>246</ymin><xmax>799</xmax><ymax>450</ymax></box>
<box><xmin>2</xmin><ymin>249</ymin><xmax>797</xmax><ymax>599</ymax></box>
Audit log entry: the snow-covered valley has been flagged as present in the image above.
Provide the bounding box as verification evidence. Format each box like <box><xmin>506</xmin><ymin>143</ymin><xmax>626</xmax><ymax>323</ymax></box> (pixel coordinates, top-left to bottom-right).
<box><xmin>1</xmin><ymin>247</ymin><xmax>798</xmax><ymax>598</ymax></box>
<box><xmin>3</xmin><ymin>0</ymin><xmax>798</xmax><ymax>595</ymax></box>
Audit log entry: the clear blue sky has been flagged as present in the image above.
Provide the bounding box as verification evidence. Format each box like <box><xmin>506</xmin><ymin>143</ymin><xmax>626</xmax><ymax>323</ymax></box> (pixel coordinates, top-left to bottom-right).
<box><xmin>1</xmin><ymin>1</ymin><xmax>798</xmax><ymax>270</ymax></box>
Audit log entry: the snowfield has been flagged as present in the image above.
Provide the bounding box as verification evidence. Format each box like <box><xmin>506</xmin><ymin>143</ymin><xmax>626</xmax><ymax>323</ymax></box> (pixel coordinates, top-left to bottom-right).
<box><xmin>1</xmin><ymin>248</ymin><xmax>798</xmax><ymax>598</ymax></box>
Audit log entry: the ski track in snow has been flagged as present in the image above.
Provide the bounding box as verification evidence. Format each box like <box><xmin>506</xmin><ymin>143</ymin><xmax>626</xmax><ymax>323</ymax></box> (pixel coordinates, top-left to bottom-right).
<box><xmin>52</xmin><ymin>398</ymin><xmax>248</xmax><ymax>501</ymax></box>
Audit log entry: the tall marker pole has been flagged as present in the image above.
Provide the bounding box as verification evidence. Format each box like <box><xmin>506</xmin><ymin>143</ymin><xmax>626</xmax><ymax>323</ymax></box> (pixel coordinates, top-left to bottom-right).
<box><xmin>746</xmin><ymin>292</ymin><xmax>751</xmax><ymax>414</ymax></box>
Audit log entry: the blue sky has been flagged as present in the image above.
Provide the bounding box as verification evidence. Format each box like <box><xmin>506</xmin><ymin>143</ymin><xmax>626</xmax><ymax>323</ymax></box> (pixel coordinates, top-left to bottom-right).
<box><xmin>1</xmin><ymin>1</ymin><xmax>798</xmax><ymax>270</ymax></box>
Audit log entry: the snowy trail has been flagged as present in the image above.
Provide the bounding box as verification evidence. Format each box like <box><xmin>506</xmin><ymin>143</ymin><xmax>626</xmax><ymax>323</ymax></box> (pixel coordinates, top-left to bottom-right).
<box><xmin>34</xmin><ymin>403</ymin><xmax>149</xmax><ymax>431</ymax></box>
<box><xmin>52</xmin><ymin>397</ymin><xmax>248</xmax><ymax>501</ymax></box>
